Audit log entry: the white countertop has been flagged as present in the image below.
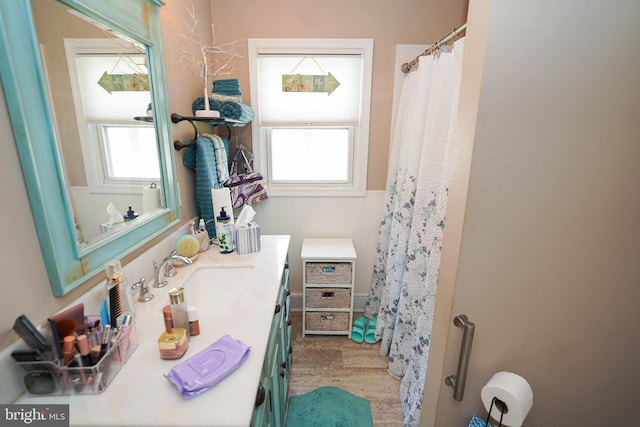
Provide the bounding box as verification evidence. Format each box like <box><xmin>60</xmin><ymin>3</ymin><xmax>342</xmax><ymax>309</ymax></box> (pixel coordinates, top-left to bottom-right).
<box><xmin>16</xmin><ymin>235</ymin><xmax>291</xmax><ymax>427</ymax></box>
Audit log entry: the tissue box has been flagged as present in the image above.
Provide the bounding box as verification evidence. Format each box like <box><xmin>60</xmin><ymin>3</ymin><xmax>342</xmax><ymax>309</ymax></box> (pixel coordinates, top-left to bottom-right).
<box><xmin>235</xmin><ymin>222</ymin><xmax>261</xmax><ymax>254</ymax></box>
<box><xmin>99</xmin><ymin>222</ymin><xmax>125</xmax><ymax>235</ymax></box>
<box><xmin>469</xmin><ymin>416</ymin><xmax>495</xmax><ymax>427</ymax></box>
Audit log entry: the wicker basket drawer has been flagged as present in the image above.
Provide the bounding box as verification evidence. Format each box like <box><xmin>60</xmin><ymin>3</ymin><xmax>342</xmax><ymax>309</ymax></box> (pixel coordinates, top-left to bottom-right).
<box><xmin>305</xmin><ymin>288</ymin><xmax>351</xmax><ymax>309</ymax></box>
<box><xmin>305</xmin><ymin>262</ymin><xmax>352</xmax><ymax>284</ymax></box>
<box><xmin>305</xmin><ymin>312</ymin><xmax>350</xmax><ymax>332</ymax></box>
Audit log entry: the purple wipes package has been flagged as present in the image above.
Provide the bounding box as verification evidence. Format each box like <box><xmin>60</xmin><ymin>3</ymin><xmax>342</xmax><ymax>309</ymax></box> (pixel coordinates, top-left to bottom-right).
<box><xmin>165</xmin><ymin>335</ymin><xmax>251</xmax><ymax>399</ymax></box>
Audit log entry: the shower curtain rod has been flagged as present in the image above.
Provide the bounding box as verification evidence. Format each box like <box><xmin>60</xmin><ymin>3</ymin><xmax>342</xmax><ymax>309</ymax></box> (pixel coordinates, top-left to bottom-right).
<box><xmin>401</xmin><ymin>23</ymin><xmax>467</xmax><ymax>73</ymax></box>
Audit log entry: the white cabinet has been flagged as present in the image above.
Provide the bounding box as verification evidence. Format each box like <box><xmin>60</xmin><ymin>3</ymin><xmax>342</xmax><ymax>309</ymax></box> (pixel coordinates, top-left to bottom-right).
<box><xmin>301</xmin><ymin>239</ymin><xmax>356</xmax><ymax>337</ymax></box>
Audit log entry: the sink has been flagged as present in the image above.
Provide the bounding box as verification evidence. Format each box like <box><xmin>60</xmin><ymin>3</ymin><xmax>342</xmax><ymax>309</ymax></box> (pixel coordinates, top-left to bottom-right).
<box><xmin>178</xmin><ymin>267</ymin><xmax>256</xmax><ymax>315</ymax></box>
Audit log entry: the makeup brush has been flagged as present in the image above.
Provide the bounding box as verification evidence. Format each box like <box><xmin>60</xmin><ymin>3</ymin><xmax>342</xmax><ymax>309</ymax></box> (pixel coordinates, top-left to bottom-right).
<box><xmin>55</xmin><ymin>318</ymin><xmax>77</xmax><ymax>338</ymax></box>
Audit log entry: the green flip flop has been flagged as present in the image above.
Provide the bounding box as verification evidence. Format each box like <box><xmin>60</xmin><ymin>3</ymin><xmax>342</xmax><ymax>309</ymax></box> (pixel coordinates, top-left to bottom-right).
<box><xmin>364</xmin><ymin>317</ymin><xmax>380</xmax><ymax>344</ymax></box>
<box><xmin>351</xmin><ymin>317</ymin><xmax>366</xmax><ymax>343</ymax></box>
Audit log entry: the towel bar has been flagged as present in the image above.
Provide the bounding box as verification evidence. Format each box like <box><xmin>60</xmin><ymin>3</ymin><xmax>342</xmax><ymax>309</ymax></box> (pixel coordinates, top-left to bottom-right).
<box><xmin>171</xmin><ymin>113</ymin><xmax>233</xmax><ymax>150</ymax></box>
<box><xmin>445</xmin><ymin>314</ymin><xmax>475</xmax><ymax>401</ymax></box>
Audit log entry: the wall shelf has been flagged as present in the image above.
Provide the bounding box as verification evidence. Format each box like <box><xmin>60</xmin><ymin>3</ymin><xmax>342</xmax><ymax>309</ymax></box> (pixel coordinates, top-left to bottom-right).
<box><xmin>171</xmin><ymin>113</ymin><xmax>248</xmax><ymax>150</ymax></box>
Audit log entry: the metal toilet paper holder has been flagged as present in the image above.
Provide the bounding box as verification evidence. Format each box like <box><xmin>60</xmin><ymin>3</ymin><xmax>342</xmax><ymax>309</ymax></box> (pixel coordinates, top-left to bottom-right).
<box><xmin>484</xmin><ymin>396</ymin><xmax>508</xmax><ymax>427</ymax></box>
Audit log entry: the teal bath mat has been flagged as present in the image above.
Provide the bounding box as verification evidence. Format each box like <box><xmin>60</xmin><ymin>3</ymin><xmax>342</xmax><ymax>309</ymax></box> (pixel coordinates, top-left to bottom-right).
<box><xmin>285</xmin><ymin>386</ymin><xmax>373</xmax><ymax>427</ymax></box>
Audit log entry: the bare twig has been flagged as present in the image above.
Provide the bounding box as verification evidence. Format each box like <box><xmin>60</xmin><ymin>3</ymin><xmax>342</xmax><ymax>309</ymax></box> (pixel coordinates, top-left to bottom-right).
<box><xmin>173</xmin><ymin>2</ymin><xmax>242</xmax><ymax>100</ymax></box>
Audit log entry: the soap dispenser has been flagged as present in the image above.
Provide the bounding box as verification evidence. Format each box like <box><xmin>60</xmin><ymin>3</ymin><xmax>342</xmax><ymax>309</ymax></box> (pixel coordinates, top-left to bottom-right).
<box><xmin>123</xmin><ymin>205</ymin><xmax>139</xmax><ymax>221</ymax></box>
<box><xmin>215</xmin><ymin>208</ymin><xmax>234</xmax><ymax>254</ymax></box>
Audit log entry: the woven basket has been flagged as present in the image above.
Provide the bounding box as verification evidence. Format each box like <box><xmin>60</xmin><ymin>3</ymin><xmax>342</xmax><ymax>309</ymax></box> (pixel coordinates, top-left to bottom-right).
<box><xmin>305</xmin><ymin>312</ymin><xmax>350</xmax><ymax>332</ymax></box>
<box><xmin>305</xmin><ymin>262</ymin><xmax>352</xmax><ymax>284</ymax></box>
<box><xmin>305</xmin><ymin>288</ymin><xmax>351</xmax><ymax>309</ymax></box>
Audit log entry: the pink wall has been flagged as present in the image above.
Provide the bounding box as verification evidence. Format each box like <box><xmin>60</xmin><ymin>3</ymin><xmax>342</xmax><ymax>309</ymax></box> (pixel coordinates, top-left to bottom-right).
<box><xmin>206</xmin><ymin>0</ymin><xmax>469</xmax><ymax>190</ymax></box>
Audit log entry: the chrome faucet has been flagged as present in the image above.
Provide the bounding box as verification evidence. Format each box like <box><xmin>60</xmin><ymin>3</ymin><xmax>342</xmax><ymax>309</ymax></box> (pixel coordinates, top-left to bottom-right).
<box><xmin>131</xmin><ymin>277</ymin><xmax>153</xmax><ymax>302</ymax></box>
<box><xmin>153</xmin><ymin>254</ymin><xmax>193</xmax><ymax>288</ymax></box>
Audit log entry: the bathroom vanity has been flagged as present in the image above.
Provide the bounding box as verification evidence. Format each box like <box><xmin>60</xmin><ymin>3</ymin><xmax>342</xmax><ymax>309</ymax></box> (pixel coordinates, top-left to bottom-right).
<box><xmin>15</xmin><ymin>235</ymin><xmax>291</xmax><ymax>427</ymax></box>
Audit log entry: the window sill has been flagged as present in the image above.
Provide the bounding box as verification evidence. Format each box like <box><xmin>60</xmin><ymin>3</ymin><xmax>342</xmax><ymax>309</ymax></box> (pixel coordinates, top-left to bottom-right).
<box><xmin>265</xmin><ymin>185</ymin><xmax>367</xmax><ymax>198</ymax></box>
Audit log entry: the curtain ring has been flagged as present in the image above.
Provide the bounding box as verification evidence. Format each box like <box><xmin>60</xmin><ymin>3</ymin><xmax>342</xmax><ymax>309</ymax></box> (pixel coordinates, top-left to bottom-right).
<box><xmin>434</xmin><ymin>44</ymin><xmax>442</xmax><ymax>59</ymax></box>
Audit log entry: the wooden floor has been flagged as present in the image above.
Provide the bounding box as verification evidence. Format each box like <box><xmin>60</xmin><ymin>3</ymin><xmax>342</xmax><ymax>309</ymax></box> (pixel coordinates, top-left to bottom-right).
<box><xmin>287</xmin><ymin>311</ymin><xmax>404</xmax><ymax>426</ymax></box>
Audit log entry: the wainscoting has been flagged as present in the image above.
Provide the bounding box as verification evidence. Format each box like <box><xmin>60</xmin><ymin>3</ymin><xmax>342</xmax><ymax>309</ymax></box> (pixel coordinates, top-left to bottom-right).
<box><xmin>251</xmin><ymin>191</ymin><xmax>385</xmax><ymax>310</ymax></box>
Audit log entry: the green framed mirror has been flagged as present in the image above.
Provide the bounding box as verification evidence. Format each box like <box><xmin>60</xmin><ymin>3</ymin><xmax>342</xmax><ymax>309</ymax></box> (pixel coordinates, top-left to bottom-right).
<box><xmin>0</xmin><ymin>0</ymin><xmax>180</xmax><ymax>296</ymax></box>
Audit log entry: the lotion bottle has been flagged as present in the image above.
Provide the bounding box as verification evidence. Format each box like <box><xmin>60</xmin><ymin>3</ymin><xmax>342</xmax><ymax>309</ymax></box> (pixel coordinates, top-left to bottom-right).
<box><xmin>188</xmin><ymin>306</ymin><xmax>200</xmax><ymax>336</ymax></box>
<box><xmin>168</xmin><ymin>287</ymin><xmax>189</xmax><ymax>338</ymax></box>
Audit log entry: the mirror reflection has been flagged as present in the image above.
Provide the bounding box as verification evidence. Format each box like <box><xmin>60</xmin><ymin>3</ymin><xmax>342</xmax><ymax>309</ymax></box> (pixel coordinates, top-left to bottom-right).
<box><xmin>31</xmin><ymin>0</ymin><xmax>163</xmax><ymax>246</ymax></box>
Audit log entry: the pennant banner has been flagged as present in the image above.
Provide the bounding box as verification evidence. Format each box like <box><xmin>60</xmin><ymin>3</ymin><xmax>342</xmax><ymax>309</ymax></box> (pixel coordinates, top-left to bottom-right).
<box><xmin>282</xmin><ymin>72</ymin><xmax>340</xmax><ymax>95</ymax></box>
<box><xmin>98</xmin><ymin>71</ymin><xmax>149</xmax><ymax>94</ymax></box>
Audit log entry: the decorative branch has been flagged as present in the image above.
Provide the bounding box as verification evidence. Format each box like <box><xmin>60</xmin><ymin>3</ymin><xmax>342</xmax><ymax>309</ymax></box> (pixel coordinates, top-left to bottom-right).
<box><xmin>173</xmin><ymin>2</ymin><xmax>242</xmax><ymax>112</ymax></box>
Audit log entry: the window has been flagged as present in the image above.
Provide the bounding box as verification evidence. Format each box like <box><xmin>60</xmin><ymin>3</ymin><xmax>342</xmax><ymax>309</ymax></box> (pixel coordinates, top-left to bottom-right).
<box><xmin>96</xmin><ymin>124</ymin><xmax>160</xmax><ymax>182</ymax></box>
<box><xmin>249</xmin><ymin>39</ymin><xmax>373</xmax><ymax>196</ymax></box>
<box><xmin>65</xmin><ymin>38</ymin><xmax>160</xmax><ymax>191</ymax></box>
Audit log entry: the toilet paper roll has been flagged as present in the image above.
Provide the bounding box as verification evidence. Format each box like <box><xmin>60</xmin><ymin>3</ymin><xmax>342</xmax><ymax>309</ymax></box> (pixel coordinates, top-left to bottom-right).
<box><xmin>481</xmin><ymin>371</ymin><xmax>533</xmax><ymax>427</ymax></box>
<box><xmin>142</xmin><ymin>184</ymin><xmax>162</xmax><ymax>213</ymax></box>
<box><xmin>211</xmin><ymin>187</ymin><xmax>234</xmax><ymax>224</ymax></box>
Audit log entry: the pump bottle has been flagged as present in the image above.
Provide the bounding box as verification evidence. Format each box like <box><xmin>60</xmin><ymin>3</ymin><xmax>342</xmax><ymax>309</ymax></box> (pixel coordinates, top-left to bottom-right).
<box><xmin>216</xmin><ymin>207</ymin><xmax>234</xmax><ymax>254</ymax></box>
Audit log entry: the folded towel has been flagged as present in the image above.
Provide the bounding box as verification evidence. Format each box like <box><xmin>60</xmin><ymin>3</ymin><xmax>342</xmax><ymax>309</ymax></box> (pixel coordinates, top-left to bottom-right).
<box><xmin>192</xmin><ymin>97</ymin><xmax>254</xmax><ymax>124</ymax></box>
<box><xmin>219</xmin><ymin>101</ymin><xmax>242</xmax><ymax>120</ymax></box>
<box><xmin>214</xmin><ymin>89</ymin><xmax>242</xmax><ymax>98</ymax></box>
<box><xmin>192</xmin><ymin>97</ymin><xmax>221</xmax><ymax>115</ymax></box>
<box><xmin>211</xmin><ymin>93</ymin><xmax>243</xmax><ymax>103</ymax></box>
<box><xmin>212</xmin><ymin>78</ymin><xmax>242</xmax><ymax>98</ymax></box>
<box><xmin>165</xmin><ymin>335</ymin><xmax>251</xmax><ymax>399</ymax></box>
<box><xmin>212</xmin><ymin>78</ymin><xmax>239</xmax><ymax>86</ymax></box>
<box><xmin>212</xmin><ymin>78</ymin><xmax>240</xmax><ymax>90</ymax></box>
<box><xmin>219</xmin><ymin>101</ymin><xmax>255</xmax><ymax>122</ymax></box>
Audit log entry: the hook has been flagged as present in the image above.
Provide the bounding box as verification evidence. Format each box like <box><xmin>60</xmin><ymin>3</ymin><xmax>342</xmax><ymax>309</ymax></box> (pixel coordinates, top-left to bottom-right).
<box><xmin>171</xmin><ymin>113</ymin><xmax>234</xmax><ymax>150</ymax></box>
<box><xmin>172</xmin><ymin>113</ymin><xmax>199</xmax><ymax>150</ymax></box>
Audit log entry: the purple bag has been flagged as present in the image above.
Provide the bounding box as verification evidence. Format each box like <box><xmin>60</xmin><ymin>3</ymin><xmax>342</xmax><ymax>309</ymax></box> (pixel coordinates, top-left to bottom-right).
<box><xmin>224</xmin><ymin>172</ymin><xmax>268</xmax><ymax>208</ymax></box>
<box><xmin>165</xmin><ymin>335</ymin><xmax>251</xmax><ymax>399</ymax></box>
<box><xmin>224</xmin><ymin>149</ymin><xmax>268</xmax><ymax>208</ymax></box>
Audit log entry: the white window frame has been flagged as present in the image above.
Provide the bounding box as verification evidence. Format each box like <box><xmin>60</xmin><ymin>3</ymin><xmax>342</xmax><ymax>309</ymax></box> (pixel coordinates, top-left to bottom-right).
<box><xmin>64</xmin><ymin>38</ymin><xmax>157</xmax><ymax>194</ymax></box>
<box><xmin>92</xmin><ymin>122</ymin><xmax>160</xmax><ymax>184</ymax></box>
<box><xmin>249</xmin><ymin>38</ymin><xmax>373</xmax><ymax>197</ymax></box>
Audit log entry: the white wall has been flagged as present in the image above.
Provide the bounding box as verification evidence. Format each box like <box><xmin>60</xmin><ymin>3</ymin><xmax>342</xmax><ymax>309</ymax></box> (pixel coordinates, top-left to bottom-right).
<box><xmin>250</xmin><ymin>191</ymin><xmax>385</xmax><ymax>310</ymax></box>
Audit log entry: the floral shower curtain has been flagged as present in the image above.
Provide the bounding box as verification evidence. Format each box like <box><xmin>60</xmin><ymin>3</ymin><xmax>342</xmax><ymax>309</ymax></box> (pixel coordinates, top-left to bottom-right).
<box><xmin>365</xmin><ymin>38</ymin><xmax>465</xmax><ymax>426</ymax></box>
